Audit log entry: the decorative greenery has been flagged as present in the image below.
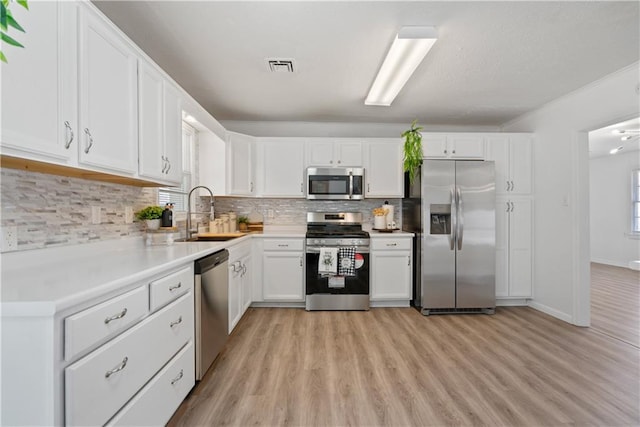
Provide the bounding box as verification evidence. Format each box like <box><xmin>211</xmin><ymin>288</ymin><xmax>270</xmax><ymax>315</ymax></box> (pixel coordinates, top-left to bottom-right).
<box><xmin>237</xmin><ymin>215</ymin><xmax>249</xmax><ymax>224</ymax></box>
<box><xmin>402</xmin><ymin>120</ymin><xmax>423</xmax><ymax>184</ymax></box>
<box><xmin>135</xmin><ymin>206</ymin><xmax>163</xmax><ymax>221</ymax></box>
<box><xmin>1</xmin><ymin>0</ymin><xmax>29</xmax><ymax>63</ymax></box>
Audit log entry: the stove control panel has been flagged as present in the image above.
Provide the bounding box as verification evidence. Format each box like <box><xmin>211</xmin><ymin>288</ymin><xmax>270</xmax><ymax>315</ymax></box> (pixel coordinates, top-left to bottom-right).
<box><xmin>306</xmin><ymin>238</ymin><xmax>370</xmax><ymax>247</ymax></box>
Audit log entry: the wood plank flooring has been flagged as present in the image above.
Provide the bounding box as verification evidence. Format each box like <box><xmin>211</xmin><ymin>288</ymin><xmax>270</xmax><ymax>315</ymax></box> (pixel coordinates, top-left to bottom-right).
<box><xmin>590</xmin><ymin>262</ymin><xmax>639</xmax><ymax>347</ymax></box>
<box><xmin>169</xmin><ymin>306</ymin><xmax>639</xmax><ymax>426</ymax></box>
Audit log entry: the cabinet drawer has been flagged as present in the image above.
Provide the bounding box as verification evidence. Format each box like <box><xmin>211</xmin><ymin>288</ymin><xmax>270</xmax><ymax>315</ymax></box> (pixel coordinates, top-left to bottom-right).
<box><xmin>65</xmin><ymin>292</ymin><xmax>193</xmax><ymax>427</ymax></box>
<box><xmin>371</xmin><ymin>238</ymin><xmax>411</xmax><ymax>251</ymax></box>
<box><xmin>106</xmin><ymin>341</ymin><xmax>195</xmax><ymax>427</ymax></box>
<box><xmin>65</xmin><ymin>285</ymin><xmax>148</xmax><ymax>361</ymax></box>
<box><xmin>263</xmin><ymin>239</ymin><xmax>303</xmax><ymax>251</ymax></box>
<box><xmin>149</xmin><ymin>266</ymin><xmax>193</xmax><ymax>311</ymax></box>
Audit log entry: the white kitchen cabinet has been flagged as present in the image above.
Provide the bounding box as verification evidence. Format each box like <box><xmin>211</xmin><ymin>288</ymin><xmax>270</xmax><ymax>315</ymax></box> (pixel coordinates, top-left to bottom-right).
<box><xmin>364</xmin><ymin>138</ymin><xmax>404</xmax><ymax>198</ymax></box>
<box><xmin>486</xmin><ymin>134</ymin><xmax>533</xmax><ymax>196</ymax></box>
<box><xmin>495</xmin><ymin>197</ymin><xmax>533</xmax><ymax>298</ymax></box>
<box><xmin>259</xmin><ymin>138</ymin><xmax>306</xmax><ymax>197</ymax></box>
<box><xmin>241</xmin><ymin>252</ymin><xmax>253</xmax><ymax>312</ymax></box>
<box><xmin>423</xmin><ymin>133</ymin><xmax>485</xmax><ymax>159</ymax></box>
<box><xmin>228</xmin><ymin>240</ymin><xmax>253</xmax><ymax>333</ymax></box>
<box><xmin>227</xmin><ymin>132</ymin><xmax>255</xmax><ymax>196</ymax></box>
<box><xmin>77</xmin><ymin>3</ymin><xmax>138</xmax><ymax>175</ymax></box>
<box><xmin>306</xmin><ymin>138</ymin><xmax>363</xmax><ymax>167</ymax></box>
<box><xmin>138</xmin><ymin>60</ymin><xmax>182</xmax><ymax>185</ymax></box>
<box><xmin>1</xmin><ymin>1</ymin><xmax>77</xmax><ymax>164</ymax></box>
<box><xmin>370</xmin><ymin>236</ymin><xmax>412</xmax><ymax>302</ymax></box>
<box><xmin>262</xmin><ymin>238</ymin><xmax>305</xmax><ymax>302</ymax></box>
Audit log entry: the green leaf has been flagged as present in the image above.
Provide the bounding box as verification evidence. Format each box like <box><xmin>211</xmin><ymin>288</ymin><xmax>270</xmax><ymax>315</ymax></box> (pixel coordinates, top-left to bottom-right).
<box><xmin>1</xmin><ymin>31</ymin><xmax>24</xmax><ymax>47</ymax></box>
<box><xmin>0</xmin><ymin>50</ymin><xmax>7</xmax><ymax>63</ymax></box>
<box><xmin>6</xmin><ymin>13</ymin><xmax>24</xmax><ymax>32</ymax></box>
<box><xmin>16</xmin><ymin>0</ymin><xmax>28</xmax><ymax>10</ymax></box>
<box><xmin>0</xmin><ymin>2</ymin><xmax>7</xmax><ymax>32</ymax></box>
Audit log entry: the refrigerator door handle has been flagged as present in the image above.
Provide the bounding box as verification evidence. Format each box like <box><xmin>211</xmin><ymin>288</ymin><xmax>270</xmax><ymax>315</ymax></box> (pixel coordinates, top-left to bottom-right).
<box><xmin>449</xmin><ymin>187</ymin><xmax>456</xmax><ymax>250</ymax></box>
<box><xmin>456</xmin><ymin>187</ymin><xmax>464</xmax><ymax>250</ymax></box>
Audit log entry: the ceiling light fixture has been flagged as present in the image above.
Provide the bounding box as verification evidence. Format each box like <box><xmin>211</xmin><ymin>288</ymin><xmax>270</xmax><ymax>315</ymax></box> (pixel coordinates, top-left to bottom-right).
<box><xmin>621</xmin><ymin>135</ymin><xmax>633</xmax><ymax>141</ymax></box>
<box><xmin>365</xmin><ymin>26</ymin><xmax>438</xmax><ymax>106</ymax></box>
<box><xmin>610</xmin><ymin>146</ymin><xmax>624</xmax><ymax>154</ymax></box>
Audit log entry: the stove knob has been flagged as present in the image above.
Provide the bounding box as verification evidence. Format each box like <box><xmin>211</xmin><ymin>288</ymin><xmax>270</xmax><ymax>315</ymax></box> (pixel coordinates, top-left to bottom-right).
<box><xmin>320</xmin><ymin>239</ymin><xmax>326</xmax><ymax>244</ymax></box>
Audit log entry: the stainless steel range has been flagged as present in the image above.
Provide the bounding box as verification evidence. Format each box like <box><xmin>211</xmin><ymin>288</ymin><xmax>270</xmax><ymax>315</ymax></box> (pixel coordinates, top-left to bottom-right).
<box><xmin>305</xmin><ymin>212</ymin><xmax>370</xmax><ymax>311</ymax></box>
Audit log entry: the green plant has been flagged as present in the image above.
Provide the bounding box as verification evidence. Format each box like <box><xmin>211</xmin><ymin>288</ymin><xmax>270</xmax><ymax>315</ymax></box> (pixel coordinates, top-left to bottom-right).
<box><xmin>237</xmin><ymin>215</ymin><xmax>249</xmax><ymax>224</ymax></box>
<box><xmin>135</xmin><ymin>206</ymin><xmax>163</xmax><ymax>220</ymax></box>
<box><xmin>402</xmin><ymin>120</ymin><xmax>423</xmax><ymax>184</ymax></box>
<box><xmin>1</xmin><ymin>0</ymin><xmax>29</xmax><ymax>63</ymax></box>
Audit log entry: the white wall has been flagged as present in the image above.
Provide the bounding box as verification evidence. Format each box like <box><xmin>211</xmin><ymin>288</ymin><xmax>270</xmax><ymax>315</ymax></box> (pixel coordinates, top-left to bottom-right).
<box><xmin>502</xmin><ymin>62</ymin><xmax>640</xmax><ymax>325</ymax></box>
<box><xmin>590</xmin><ymin>151</ymin><xmax>640</xmax><ymax>267</ymax></box>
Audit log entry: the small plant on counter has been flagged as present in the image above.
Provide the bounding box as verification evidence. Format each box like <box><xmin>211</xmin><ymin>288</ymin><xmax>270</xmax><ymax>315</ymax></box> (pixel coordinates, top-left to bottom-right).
<box><xmin>402</xmin><ymin>119</ymin><xmax>423</xmax><ymax>184</ymax></box>
<box><xmin>135</xmin><ymin>206</ymin><xmax>163</xmax><ymax>221</ymax></box>
<box><xmin>238</xmin><ymin>215</ymin><xmax>249</xmax><ymax>231</ymax></box>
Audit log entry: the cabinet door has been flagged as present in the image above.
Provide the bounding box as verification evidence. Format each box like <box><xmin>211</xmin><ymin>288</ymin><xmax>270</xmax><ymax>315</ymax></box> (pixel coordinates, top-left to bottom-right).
<box><xmin>485</xmin><ymin>136</ymin><xmax>510</xmax><ymax>196</ymax></box>
<box><xmin>163</xmin><ymin>83</ymin><xmax>183</xmax><ymax>185</ymax></box>
<box><xmin>509</xmin><ymin>135</ymin><xmax>533</xmax><ymax>195</ymax></box>
<box><xmin>364</xmin><ymin>139</ymin><xmax>403</xmax><ymax>198</ymax></box>
<box><xmin>138</xmin><ymin>62</ymin><xmax>164</xmax><ymax>180</ymax></box>
<box><xmin>228</xmin><ymin>263</ymin><xmax>242</xmax><ymax>333</ymax></box>
<box><xmin>241</xmin><ymin>254</ymin><xmax>253</xmax><ymax>313</ymax></box>
<box><xmin>509</xmin><ymin>198</ymin><xmax>533</xmax><ymax>297</ymax></box>
<box><xmin>371</xmin><ymin>251</ymin><xmax>412</xmax><ymax>300</ymax></box>
<box><xmin>422</xmin><ymin>134</ymin><xmax>448</xmax><ymax>158</ymax></box>
<box><xmin>449</xmin><ymin>135</ymin><xmax>485</xmax><ymax>159</ymax></box>
<box><xmin>494</xmin><ymin>199</ymin><xmax>510</xmax><ymax>297</ymax></box>
<box><xmin>261</xmin><ymin>138</ymin><xmax>305</xmax><ymax>197</ymax></box>
<box><xmin>306</xmin><ymin>139</ymin><xmax>334</xmax><ymax>166</ymax></box>
<box><xmin>262</xmin><ymin>252</ymin><xmax>304</xmax><ymax>301</ymax></box>
<box><xmin>78</xmin><ymin>6</ymin><xmax>138</xmax><ymax>174</ymax></box>
<box><xmin>227</xmin><ymin>132</ymin><xmax>254</xmax><ymax>195</ymax></box>
<box><xmin>335</xmin><ymin>140</ymin><xmax>362</xmax><ymax>166</ymax></box>
<box><xmin>1</xmin><ymin>2</ymin><xmax>74</xmax><ymax>162</ymax></box>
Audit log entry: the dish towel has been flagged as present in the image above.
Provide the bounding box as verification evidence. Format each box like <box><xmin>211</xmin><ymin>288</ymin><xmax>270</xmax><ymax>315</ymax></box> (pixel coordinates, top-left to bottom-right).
<box><xmin>338</xmin><ymin>247</ymin><xmax>356</xmax><ymax>276</ymax></box>
<box><xmin>318</xmin><ymin>247</ymin><xmax>338</xmax><ymax>275</ymax></box>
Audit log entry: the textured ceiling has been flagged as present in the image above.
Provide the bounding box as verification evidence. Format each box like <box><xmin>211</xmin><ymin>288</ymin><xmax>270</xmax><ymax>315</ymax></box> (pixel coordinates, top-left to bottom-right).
<box><xmin>93</xmin><ymin>1</ymin><xmax>639</xmax><ymax>127</ymax></box>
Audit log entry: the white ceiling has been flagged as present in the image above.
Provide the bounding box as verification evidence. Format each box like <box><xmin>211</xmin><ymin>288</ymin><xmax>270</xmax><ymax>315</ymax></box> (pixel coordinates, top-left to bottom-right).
<box><xmin>92</xmin><ymin>1</ymin><xmax>639</xmax><ymax>128</ymax></box>
<box><xmin>589</xmin><ymin>117</ymin><xmax>640</xmax><ymax>159</ymax></box>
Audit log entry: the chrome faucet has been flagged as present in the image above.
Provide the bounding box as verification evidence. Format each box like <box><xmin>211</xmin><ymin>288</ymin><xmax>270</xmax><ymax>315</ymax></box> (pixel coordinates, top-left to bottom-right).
<box><xmin>187</xmin><ymin>185</ymin><xmax>214</xmax><ymax>240</ymax></box>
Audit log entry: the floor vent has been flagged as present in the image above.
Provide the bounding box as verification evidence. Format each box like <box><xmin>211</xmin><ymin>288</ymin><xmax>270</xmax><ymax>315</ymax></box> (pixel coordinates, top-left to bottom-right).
<box><xmin>267</xmin><ymin>59</ymin><xmax>295</xmax><ymax>73</ymax></box>
<box><xmin>421</xmin><ymin>307</ymin><xmax>495</xmax><ymax>316</ymax></box>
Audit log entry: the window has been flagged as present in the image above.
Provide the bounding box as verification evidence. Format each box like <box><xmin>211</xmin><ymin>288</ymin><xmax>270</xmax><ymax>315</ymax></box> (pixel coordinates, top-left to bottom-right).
<box><xmin>633</xmin><ymin>169</ymin><xmax>640</xmax><ymax>233</ymax></box>
<box><xmin>158</xmin><ymin>123</ymin><xmax>196</xmax><ymax>211</ymax></box>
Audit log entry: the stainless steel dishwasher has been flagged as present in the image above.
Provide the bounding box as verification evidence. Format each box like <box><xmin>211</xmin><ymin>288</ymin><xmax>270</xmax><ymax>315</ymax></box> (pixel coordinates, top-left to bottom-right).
<box><xmin>194</xmin><ymin>249</ymin><xmax>229</xmax><ymax>381</ymax></box>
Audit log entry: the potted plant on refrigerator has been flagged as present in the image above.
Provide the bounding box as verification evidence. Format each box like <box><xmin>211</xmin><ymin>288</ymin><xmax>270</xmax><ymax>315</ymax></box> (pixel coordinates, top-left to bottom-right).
<box><xmin>402</xmin><ymin>120</ymin><xmax>423</xmax><ymax>184</ymax></box>
<box><xmin>135</xmin><ymin>206</ymin><xmax>164</xmax><ymax>230</ymax></box>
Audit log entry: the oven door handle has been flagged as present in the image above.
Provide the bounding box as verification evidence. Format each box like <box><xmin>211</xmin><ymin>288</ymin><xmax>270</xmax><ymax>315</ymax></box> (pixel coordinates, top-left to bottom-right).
<box><xmin>306</xmin><ymin>246</ymin><xmax>369</xmax><ymax>254</ymax></box>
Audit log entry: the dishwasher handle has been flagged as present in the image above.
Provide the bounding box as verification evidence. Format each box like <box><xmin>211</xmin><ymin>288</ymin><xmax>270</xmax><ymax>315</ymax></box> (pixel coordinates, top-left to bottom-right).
<box><xmin>195</xmin><ymin>249</ymin><xmax>229</xmax><ymax>274</ymax></box>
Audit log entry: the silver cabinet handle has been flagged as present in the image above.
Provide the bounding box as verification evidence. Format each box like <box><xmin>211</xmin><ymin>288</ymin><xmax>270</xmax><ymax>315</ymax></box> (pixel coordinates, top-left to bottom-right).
<box><xmin>300</xmin><ymin>182</ymin><xmax>304</xmax><ymax>193</ymax></box>
<box><xmin>510</xmin><ymin>202</ymin><xmax>515</xmax><ymax>212</ymax></box>
<box><xmin>386</xmin><ymin>243</ymin><xmax>397</xmax><ymax>247</ymax></box>
<box><xmin>170</xmin><ymin>316</ymin><xmax>183</xmax><ymax>328</ymax></box>
<box><xmin>104</xmin><ymin>308</ymin><xmax>127</xmax><ymax>324</ymax></box>
<box><xmin>250</xmin><ymin>182</ymin><xmax>254</xmax><ymax>192</ymax></box>
<box><xmin>161</xmin><ymin>155</ymin><xmax>167</xmax><ymax>173</ymax></box>
<box><xmin>277</xmin><ymin>244</ymin><xmax>289</xmax><ymax>247</ymax></box>
<box><xmin>506</xmin><ymin>202</ymin><xmax>510</xmax><ymax>212</ymax></box>
<box><xmin>510</xmin><ymin>181</ymin><xmax>514</xmax><ymax>191</ymax></box>
<box><xmin>367</xmin><ymin>183</ymin><xmax>370</xmax><ymax>193</ymax></box>
<box><xmin>299</xmin><ymin>257</ymin><xmax>303</xmax><ymax>267</ymax></box>
<box><xmin>84</xmin><ymin>128</ymin><xmax>93</xmax><ymax>154</ymax></box>
<box><xmin>241</xmin><ymin>264</ymin><xmax>247</xmax><ymax>277</ymax></box>
<box><xmin>64</xmin><ymin>121</ymin><xmax>74</xmax><ymax>149</ymax></box>
<box><xmin>408</xmin><ymin>256</ymin><xmax>411</xmax><ymax>266</ymax></box>
<box><xmin>165</xmin><ymin>158</ymin><xmax>171</xmax><ymax>174</ymax></box>
<box><xmin>506</xmin><ymin>181</ymin><xmax>510</xmax><ymax>192</ymax></box>
<box><xmin>105</xmin><ymin>356</ymin><xmax>128</xmax><ymax>378</ymax></box>
<box><xmin>169</xmin><ymin>282</ymin><xmax>182</xmax><ymax>292</ymax></box>
<box><xmin>170</xmin><ymin>369</ymin><xmax>184</xmax><ymax>385</ymax></box>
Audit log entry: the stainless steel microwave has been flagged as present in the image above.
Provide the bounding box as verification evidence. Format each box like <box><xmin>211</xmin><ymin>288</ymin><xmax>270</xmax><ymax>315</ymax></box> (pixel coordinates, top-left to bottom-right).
<box><xmin>306</xmin><ymin>167</ymin><xmax>365</xmax><ymax>200</ymax></box>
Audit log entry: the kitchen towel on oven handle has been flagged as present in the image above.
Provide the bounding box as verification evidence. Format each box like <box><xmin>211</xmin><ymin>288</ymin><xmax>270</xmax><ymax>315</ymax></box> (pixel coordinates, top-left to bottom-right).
<box><xmin>338</xmin><ymin>247</ymin><xmax>356</xmax><ymax>276</ymax></box>
<box><xmin>318</xmin><ymin>247</ymin><xmax>338</xmax><ymax>275</ymax></box>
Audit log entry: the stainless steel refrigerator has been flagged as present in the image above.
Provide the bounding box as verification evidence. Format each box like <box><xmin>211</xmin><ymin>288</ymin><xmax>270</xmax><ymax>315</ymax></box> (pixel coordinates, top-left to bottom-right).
<box><xmin>402</xmin><ymin>160</ymin><xmax>496</xmax><ymax>315</ymax></box>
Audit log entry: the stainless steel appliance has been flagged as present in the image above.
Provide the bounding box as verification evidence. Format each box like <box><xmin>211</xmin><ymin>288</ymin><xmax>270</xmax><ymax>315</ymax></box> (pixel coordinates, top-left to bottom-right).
<box><xmin>402</xmin><ymin>160</ymin><xmax>496</xmax><ymax>315</ymax></box>
<box><xmin>306</xmin><ymin>167</ymin><xmax>365</xmax><ymax>200</ymax></box>
<box><xmin>194</xmin><ymin>249</ymin><xmax>229</xmax><ymax>380</ymax></box>
<box><xmin>305</xmin><ymin>212</ymin><xmax>370</xmax><ymax>310</ymax></box>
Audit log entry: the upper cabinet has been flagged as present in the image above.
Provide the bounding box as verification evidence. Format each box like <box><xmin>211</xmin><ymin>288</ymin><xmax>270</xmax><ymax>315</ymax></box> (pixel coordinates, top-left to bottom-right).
<box><xmin>485</xmin><ymin>134</ymin><xmax>533</xmax><ymax>195</ymax></box>
<box><xmin>258</xmin><ymin>138</ymin><xmax>305</xmax><ymax>198</ymax></box>
<box><xmin>306</xmin><ymin>138</ymin><xmax>362</xmax><ymax>167</ymax></box>
<box><xmin>227</xmin><ymin>132</ymin><xmax>255</xmax><ymax>196</ymax></box>
<box><xmin>364</xmin><ymin>138</ymin><xmax>404</xmax><ymax>198</ymax></box>
<box><xmin>138</xmin><ymin>60</ymin><xmax>182</xmax><ymax>186</ymax></box>
<box><xmin>423</xmin><ymin>133</ymin><xmax>485</xmax><ymax>159</ymax></box>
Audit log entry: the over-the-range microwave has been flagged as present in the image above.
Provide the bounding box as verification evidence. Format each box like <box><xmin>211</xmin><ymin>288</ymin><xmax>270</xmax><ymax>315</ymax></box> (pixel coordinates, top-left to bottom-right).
<box><xmin>306</xmin><ymin>167</ymin><xmax>365</xmax><ymax>200</ymax></box>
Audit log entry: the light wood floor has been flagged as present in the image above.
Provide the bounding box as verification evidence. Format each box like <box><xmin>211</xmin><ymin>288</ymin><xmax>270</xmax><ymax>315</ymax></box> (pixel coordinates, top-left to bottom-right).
<box><xmin>591</xmin><ymin>262</ymin><xmax>640</xmax><ymax>347</ymax></box>
<box><xmin>169</xmin><ymin>306</ymin><xmax>639</xmax><ymax>426</ymax></box>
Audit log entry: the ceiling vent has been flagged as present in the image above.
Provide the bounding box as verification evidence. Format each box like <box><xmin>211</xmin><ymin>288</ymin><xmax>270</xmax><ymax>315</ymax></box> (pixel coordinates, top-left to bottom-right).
<box><xmin>267</xmin><ymin>59</ymin><xmax>295</xmax><ymax>73</ymax></box>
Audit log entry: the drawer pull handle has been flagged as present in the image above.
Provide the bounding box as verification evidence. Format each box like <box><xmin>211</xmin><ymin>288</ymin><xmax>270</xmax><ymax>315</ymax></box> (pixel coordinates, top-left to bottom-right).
<box><xmin>171</xmin><ymin>369</ymin><xmax>184</xmax><ymax>385</ymax></box>
<box><xmin>277</xmin><ymin>244</ymin><xmax>289</xmax><ymax>247</ymax></box>
<box><xmin>170</xmin><ymin>316</ymin><xmax>183</xmax><ymax>328</ymax></box>
<box><xmin>169</xmin><ymin>282</ymin><xmax>182</xmax><ymax>292</ymax></box>
<box><xmin>104</xmin><ymin>308</ymin><xmax>128</xmax><ymax>324</ymax></box>
<box><xmin>105</xmin><ymin>356</ymin><xmax>128</xmax><ymax>378</ymax></box>
<box><xmin>387</xmin><ymin>243</ymin><xmax>397</xmax><ymax>247</ymax></box>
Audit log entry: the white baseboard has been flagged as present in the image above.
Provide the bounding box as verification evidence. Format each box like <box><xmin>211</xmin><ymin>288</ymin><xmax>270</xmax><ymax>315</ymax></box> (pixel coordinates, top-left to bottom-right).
<box><xmin>496</xmin><ymin>298</ymin><xmax>529</xmax><ymax>306</ymax></box>
<box><xmin>629</xmin><ymin>260</ymin><xmax>640</xmax><ymax>271</ymax></box>
<box><xmin>527</xmin><ymin>300</ymin><xmax>573</xmax><ymax>323</ymax></box>
<box><xmin>370</xmin><ymin>300</ymin><xmax>410</xmax><ymax>308</ymax></box>
<box><xmin>250</xmin><ymin>302</ymin><xmax>305</xmax><ymax>308</ymax></box>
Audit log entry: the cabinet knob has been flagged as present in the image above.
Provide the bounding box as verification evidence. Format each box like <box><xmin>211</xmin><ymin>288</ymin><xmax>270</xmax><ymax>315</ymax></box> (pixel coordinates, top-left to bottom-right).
<box><xmin>337</xmin><ymin>160</ymin><xmax>341</xmax><ymax>164</ymax></box>
<box><xmin>452</xmin><ymin>150</ymin><xmax>456</xmax><ymax>154</ymax></box>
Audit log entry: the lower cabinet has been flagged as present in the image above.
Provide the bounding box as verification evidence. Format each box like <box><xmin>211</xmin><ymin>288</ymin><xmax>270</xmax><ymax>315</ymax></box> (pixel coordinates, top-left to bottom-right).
<box><xmin>228</xmin><ymin>240</ymin><xmax>253</xmax><ymax>333</ymax></box>
<box><xmin>370</xmin><ymin>236</ymin><xmax>413</xmax><ymax>302</ymax></box>
<box><xmin>262</xmin><ymin>238</ymin><xmax>305</xmax><ymax>302</ymax></box>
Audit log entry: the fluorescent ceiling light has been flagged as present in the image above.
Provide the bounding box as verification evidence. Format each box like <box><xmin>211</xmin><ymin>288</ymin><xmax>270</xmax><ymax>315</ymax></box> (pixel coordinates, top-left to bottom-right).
<box><xmin>365</xmin><ymin>26</ymin><xmax>438</xmax><ymax>106</ymax></box>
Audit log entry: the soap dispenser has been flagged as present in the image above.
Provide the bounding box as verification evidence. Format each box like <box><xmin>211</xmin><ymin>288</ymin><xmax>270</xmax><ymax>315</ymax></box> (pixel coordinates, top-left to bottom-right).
<box><xmin>161</xmin><ymin>204</ymin><xmax>173</xmax><ymax>228</ymax></box>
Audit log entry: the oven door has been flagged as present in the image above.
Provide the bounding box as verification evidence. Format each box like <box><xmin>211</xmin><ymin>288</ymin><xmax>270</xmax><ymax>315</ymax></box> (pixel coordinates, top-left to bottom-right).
<box><xmin>305</xmin><ymin>246</ymin><xmax>369</xmax><ymax>295</ymax></box>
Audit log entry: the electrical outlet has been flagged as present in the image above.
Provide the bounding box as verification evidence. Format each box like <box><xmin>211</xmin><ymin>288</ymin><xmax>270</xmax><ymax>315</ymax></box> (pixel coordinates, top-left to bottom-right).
<box><xmin>1</xmin><ymin>226</ymin><xmax>18</xmax><ymax>252</ymax></box>
<box><xmin>91</xmin><ymin>206</ymin><xmax>101</xmax><ymax>224</ymax></box>
<box><xmin>125</xmin><ymin>206</ymin><xmax>134</xmax><ymax>224</ymax></box>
